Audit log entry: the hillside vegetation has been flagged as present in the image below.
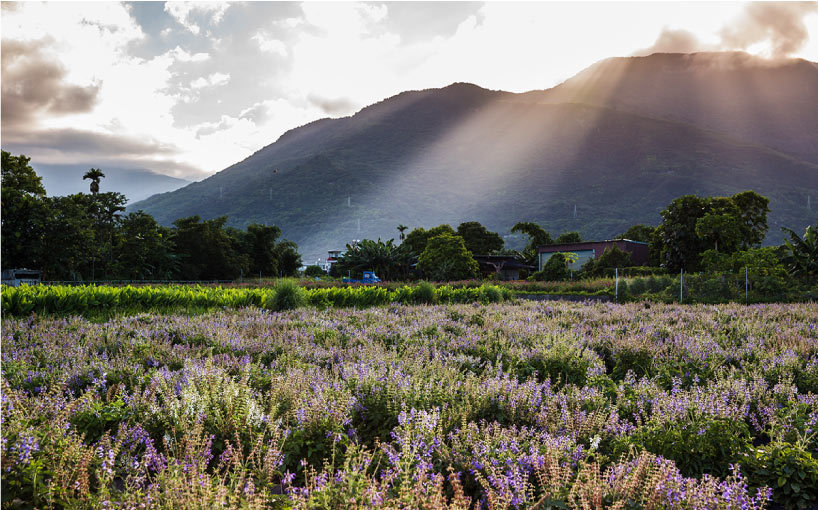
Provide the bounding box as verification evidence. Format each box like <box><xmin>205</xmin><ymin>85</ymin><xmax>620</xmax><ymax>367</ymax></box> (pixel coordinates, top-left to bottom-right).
<box><xmin>130</xmin><ymin>52</ymin><xmax>818</xmax><ymax>261</ymax></box>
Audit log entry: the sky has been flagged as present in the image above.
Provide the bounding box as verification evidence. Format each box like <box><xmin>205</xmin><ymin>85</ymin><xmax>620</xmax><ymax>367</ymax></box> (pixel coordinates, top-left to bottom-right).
<box><xmin>3</xmin><ymin>1</ymin><xmax>818</xmax><ymax>184</ymax></box>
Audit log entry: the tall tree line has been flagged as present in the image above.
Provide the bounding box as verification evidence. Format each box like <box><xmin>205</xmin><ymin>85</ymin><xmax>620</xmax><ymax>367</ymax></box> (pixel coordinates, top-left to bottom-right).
<box><xmin>1</xmin><ymin>151</ymin><xmax>301</xmax><ymax>281</ymax></box>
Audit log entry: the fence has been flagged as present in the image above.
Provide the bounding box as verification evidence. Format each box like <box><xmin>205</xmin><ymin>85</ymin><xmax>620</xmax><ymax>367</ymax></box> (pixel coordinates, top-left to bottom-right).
<box><xmin>613</xmin><ymin>267</ymin><xmax>816</xmax><ymax>304</ymax></box>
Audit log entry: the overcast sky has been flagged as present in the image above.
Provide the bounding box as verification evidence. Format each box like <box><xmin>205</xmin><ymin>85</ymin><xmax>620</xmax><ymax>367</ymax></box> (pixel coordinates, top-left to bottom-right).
<box><xmin>3</xmin><ymin>1</ymin><xmax>817</xmax><ymax>181</ymax></box>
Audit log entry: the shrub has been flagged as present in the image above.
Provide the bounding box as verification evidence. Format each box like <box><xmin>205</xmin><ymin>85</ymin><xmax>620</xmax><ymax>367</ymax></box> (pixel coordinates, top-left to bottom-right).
<box><xmin>303</xmin><ymin>265</ymin><xmax>325</xmax><ymax>277</ymax></box>
<box><xmin>621</xmin><ymin>415</ymin><xmax>752</xmax><ymax>478</ymax></box>
<box><xmin>267</xmin><ymin>279</ymin><xmax>308</xmax><ymax>311</ymax></box>
<box><xmin>741</xmin><ymin>441</ymin><xmax>818</xmax><ymax>509</ymax></box>
<box><xmin>411</xmin><ymin>281</ymin><xmax>437</xmax><ymax>305</ymax></box>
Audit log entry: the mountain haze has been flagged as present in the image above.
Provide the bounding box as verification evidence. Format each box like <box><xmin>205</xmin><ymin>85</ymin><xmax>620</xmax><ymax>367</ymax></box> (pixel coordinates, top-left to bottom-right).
<box><xmin>131</xmin><ymin>52</ymin><xmax>818</xmax><ymax>262</ymax></box>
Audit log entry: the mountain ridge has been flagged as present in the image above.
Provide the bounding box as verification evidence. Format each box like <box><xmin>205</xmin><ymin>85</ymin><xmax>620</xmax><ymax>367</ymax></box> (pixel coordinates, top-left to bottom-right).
<box><xmin>131</xmin><ymin>52</ymin><xmax>818</xmax><ymax>262</ymax></box>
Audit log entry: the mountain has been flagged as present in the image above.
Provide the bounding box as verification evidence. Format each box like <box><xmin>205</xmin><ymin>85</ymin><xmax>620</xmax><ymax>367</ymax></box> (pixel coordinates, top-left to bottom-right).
<box><xmin>131</xmin><ymin>52</ymin><xmax>818</xmax><ymax>262</ymax></box>
<box><xmin>34</xmin><ymin>164</ymin><xmax>190</xmax><ymax>204</ymax></box>
<box><xmin>525</xmin><ymin>52</ymin><xmax>818</xmax><ymax>164</ymax></box>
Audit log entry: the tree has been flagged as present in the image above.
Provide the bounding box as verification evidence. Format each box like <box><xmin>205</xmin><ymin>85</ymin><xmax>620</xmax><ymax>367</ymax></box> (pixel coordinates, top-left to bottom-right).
<box><xmin>113</xmin><ymin>211</ymin><xmax>176</xmax><ymax>279</ymax></box>
<box><xmin>781</xmin><ymin>222</ymin><xmax>818</xmax><ymax>279</ymax></box>
<box><xmin>554</xmin><ymin>231</ymin><xmax>582</xmax><ymax>244</ymax></box>
<box><xmin>534</xmin><ymin>253</ymin><xmax>569</xmax><ymax>281</ymax></box>
<box><xmin>402</xmin><ymin>224</ymin><xmax>456</xmax><ymax>256</ymax></box>
<box><xmin>171</xmin><ymin>216</ymin><xmax>247</xmax><ymax>280</ymax></box>
<box><xmin>583</xmin><ymin>246</ymin><xmax>634</xmax><ymax>277</ymax></box>
<box><xmin>511</xmin><ymin>222</ymin><xmax>552</xmax><ymax>265</ymax></box>
<box><xmin>39</xmin><ymin>195</ymin><xmax>97</xmax><ymax>280</ymax></box>
<box><xmin>83</xmin><ymin>168</ymin><xmax>105</xmax><ymax>195</ymax></box>
<box><xmin>695</xmin><ymin>211</ymin><xmax>742</xmax><ymax>254</ymax></box>
<box><xmin>2</xmin><ymin>151</ymin><xmax>46</xmax><ymax>195</ymax></box>
<box><xmin>397</xmin><ymin>224</ymin><xmax>408</xmax><ymax>241</ymax></box>
<box><xmin>273</xmin><ymin>240</ymin><xmax>302</xmax><ymax>277</ymax></box>
<box><xmin>335</xmin><ymin>238</ymin><xmax>413</xmax><ymax>281</ymax></box>
<box><xmin>304</xmin><ymin>265</ymin><xmax>325</xmax><ymax>277</ymax></box>
<box><xmin>1</xmin><ymin>151</ymin><xmax>48</xmax><ymax>269</ymax></box>
<box><xmin>618</xmin><ymin>224</ymin><xmax>656</xmax><ymax>243</ymax></box>
<box><xmin>654</xmin><ymin>194</ymin><xmax>711</xmax><ymax>272</ymax></box>
<box><xmin>732</xmin><ymin>190</ymin><xmax>770</xmax><ymax>249</ymax></box>
<box><xmin>456</xmin><ymin>221</ymin><xmax>504</xmax><ymax>255</ymax></box>
<box><xmin>242</xmin><ymin>224</ymin><xmax>283</xmax><ymax>277</ymax></box>
<box><xmin>417</xmin><ymin>233</ymin><xmax>478</xmax><ymax>281</ymax></box>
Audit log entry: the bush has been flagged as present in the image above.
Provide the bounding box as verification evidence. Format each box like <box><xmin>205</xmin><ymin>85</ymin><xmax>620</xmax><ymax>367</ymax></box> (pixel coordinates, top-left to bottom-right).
<box><xmin>304</xmin><ymin>265</ymin><xmax>325</xmax><ymax>277</ymax></box>
<box><xmin>532</xmin><ymin>253</ymin><xmax>569</xmax><ymax>281</ymax></box>
<box><xmin>621</xmin><ymin>415</ymin><xmax>752</xmax><ymax>478</ymax></box>
<box><xmin>411</xmin><ymin>281</ymin><xmax>437</xmax><ymax>304</ymax></box>
<box><xmin>267</xmin><ymin>279</ymin><xmax>307</xmax><ymax>311</ymax></box>
<box><xmin>741</xmin><ymin>442</ymin><xmax>818</xmax><ymax>509</ymax></box>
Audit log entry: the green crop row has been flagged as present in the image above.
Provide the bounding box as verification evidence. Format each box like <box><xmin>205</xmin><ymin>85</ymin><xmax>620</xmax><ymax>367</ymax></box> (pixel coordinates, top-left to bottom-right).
<box><xmin>1</xmin><ymin>282</ymin><xmax>513</xmax><ymax>317</ymax></box>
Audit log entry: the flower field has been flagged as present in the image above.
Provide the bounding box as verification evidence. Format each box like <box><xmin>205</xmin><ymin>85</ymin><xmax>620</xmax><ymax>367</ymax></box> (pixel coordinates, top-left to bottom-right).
<box><xmin>3</xmin><ymin>301</ymin><xmax>818</xmax><ymax>509</ymax></box>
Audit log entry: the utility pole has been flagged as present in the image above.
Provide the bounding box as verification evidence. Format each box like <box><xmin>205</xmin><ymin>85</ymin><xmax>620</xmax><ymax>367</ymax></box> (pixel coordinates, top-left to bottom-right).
<box><xmin>615</xmin><ymin>267</ymin><xmax>618</xmax><ymax>303</ymax></box>
<box><xmin>680</xmin><ymin>268</ymin><xmax>684</xmax><ymax>303</ymax></box>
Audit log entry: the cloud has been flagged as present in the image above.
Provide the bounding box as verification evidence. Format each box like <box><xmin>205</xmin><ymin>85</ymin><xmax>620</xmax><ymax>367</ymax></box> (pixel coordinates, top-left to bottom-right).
<box><xmin>635</xmin><ymin>3</ymin><xmax>818</xmax><ymax>59</ymax></box>
<box><xmin>721</xmin><ymin>2</ymin><xmax>818</xmax><ymax>58</ymax></box>
<box><xmin>164</xmin><ymin>2</ymin><xmax>231</xmax><ymax>35</ymax></box>
<box><xmin>3</xmin><ymin>127</ymin><xmax>177</xmax><ymax>157</ymax></box>
<box><xmin>1</xmin><ymin>38</ymin><xmax>101</xmax><ymax>126</ymax></box>
<box><xmin>307</xmin><ymin>93</ymin><xmax>358</xmax><ymax>116</ymax></box>
<box><xmin>190</xmin><ymin>72</ymin><xmax>231</xmax><ymax>89</ymax></box>
<box><xmin>252</xmin><ymin>32</ymin><xmax>288</xmax><ymax>56</ymax></box>
<box><xmin>634</xmin><ymin>28</ymin><xmax>706</xmax><ymax>56</ymax></box>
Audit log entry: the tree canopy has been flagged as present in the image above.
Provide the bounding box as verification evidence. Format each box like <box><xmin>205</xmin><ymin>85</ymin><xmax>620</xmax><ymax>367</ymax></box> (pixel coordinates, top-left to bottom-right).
<box><xmin>511</xmin><ymin>222</ymin><xmax>552</xmax><ymax>265</ymax></box>
<box><xmin>456</xmin><ymin>221</ymin><xmax>503</xmax><ymax>255</ymax></box>
<box><xmin>417</xmin><ymin>233</ymin><xmax>479</xmax><ymax>281</ymax></box>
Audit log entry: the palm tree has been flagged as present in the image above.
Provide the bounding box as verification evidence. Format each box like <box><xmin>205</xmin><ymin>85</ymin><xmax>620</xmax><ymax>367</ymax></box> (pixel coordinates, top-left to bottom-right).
<box><xmin>781</xmin><ymin>222</ymin><xmax>818</xmax><ymax>278</ymax></box>
<box><xmin>397</xmin><ymin>224</ymin><xmax>408</xmax><ymax>241</ymax></box>
<box><xmin>83</xmin><ymin>168</ymin><xmax>105</xmax><ymax>195</ymax></box>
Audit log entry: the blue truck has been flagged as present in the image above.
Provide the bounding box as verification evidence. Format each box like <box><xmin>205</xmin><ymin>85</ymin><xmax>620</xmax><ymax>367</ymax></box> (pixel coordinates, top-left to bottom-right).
<box><xmin>342</xmin><ymin>271</ymin><xmax>381</xmax><ymax>284</ymax></box>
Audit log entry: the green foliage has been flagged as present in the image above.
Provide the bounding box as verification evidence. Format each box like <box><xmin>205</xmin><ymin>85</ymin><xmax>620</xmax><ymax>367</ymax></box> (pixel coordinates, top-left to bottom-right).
<box><xmin>304</xmin><ymin>265</ymin><xmax>325</xmax><ymax>277</ymax></box>
<box><xmin>335</xmin><ymin>238</ymin><xmax>413</xmax><ymax>281</ymax></box>
<box><xmin>583</xmin><ymin>246</ymin><xmax>635</xmax><ymax>277</ymax></box>
<box><xmin>171</xmin><ymin>215</ymin><xmax>248</xmax><ymax>280</ymax></box>
<box><xmin>656</xmin><ymin>191</ymin><xmax>771</xmax><ymax>272</ymax></box>
<box><xmin>241</xmin><ymin>223</ymin><xmax>283</xmax><ymax>276</ymax></box>
<box><xmin>1</xmin><ymin>150</ymin><xmax>46</xmax><ymax>196</ymax></box>
<box><xmin>417</xmin><ymin>233</ymin><xmax>479</xmax><ymax>281</ymax></box>
<box><xmin>113</xmin><ymin>211</ymin><xmax>177</xmax><ymax>280</ymax></box>
<box><xmin>621</xmin><ymin>415</ymin><xmax>752</xmax><ymax>478</ymax></box>
<box><xmin>268</xmin><ymin>279</ymin><xmax>308</xmax><ymax>311</ymax></box>
<box><xmin>618</xmin><ymin>224</ymin><xmax>655</xmax><ymax>243</ymax></box>
<box><xmin>411</xmin><ymin>281</ymin><xmax>437</xmax><ymax>304</ymax></box>
<box><xmin>1</xmin><ymin>282</ymin><xmax>511</xmax><ymax>317</ymax></box>
<box><xmin>532</xmin><ymin>253</ymin><xmax>570</xmax><ymax>282</ymax></box>
<box><xmin>553</xmin><ymin>231</ymin><xmax>582</xmax><ymax>244</ymax></box>
<box><xmin>742</xmin><ymin>442</ymin><xmax>818</xmax><ymax>509</ymax></box>
<box><xmin>781</xmin><ymin>221</ymin><xmax>818</xmax><ymax>279</ymax></box>
<box><xmin>401</xmin><ymin>224</ymin><xmax>456</xmax><ymax>256</ymax></box>
<box><xmin>456</xmin><ymin>221</ymin><xmax>504</xmax><ymax>255</ymax></box>
<box><xmin>511</xmin><ymin>222</ymin><xmax>552</xmax><ymax>265</ymax></box>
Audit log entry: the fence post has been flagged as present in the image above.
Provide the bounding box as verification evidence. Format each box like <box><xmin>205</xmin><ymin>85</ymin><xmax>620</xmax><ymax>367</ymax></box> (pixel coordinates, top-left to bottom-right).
<box><xmin>680</xmin><ymin>268</ymin><xmax>684</xmax><ymax>304</ymax></box>
<box><xmin>615</xmin><ymin>267</ymin><xmax>619</xmax><ymax>303</ymax></box>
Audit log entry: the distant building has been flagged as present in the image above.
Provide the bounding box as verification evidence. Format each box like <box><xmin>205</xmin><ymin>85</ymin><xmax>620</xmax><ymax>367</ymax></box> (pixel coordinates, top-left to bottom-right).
<box><xmin>537</xmin><ymin>239</ymin><xmax>649</xmax><ymax>271</ymax></box>
<box><xmin>472</xmin><ymin>255</ymin><xmax>535</xmax><ymax>281</ymax></box>
<box><xmin>324</xmin><ymin>250</ymin><xmax>344</xmax><ymax>272</ymax></box>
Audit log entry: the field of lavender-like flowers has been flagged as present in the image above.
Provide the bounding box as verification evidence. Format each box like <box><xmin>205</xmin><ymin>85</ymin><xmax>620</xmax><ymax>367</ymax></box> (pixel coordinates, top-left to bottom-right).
<box><xmin>3</xmin><ymin>301</ymin><xmax>818</xmax><ymax>509</ymax></box>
